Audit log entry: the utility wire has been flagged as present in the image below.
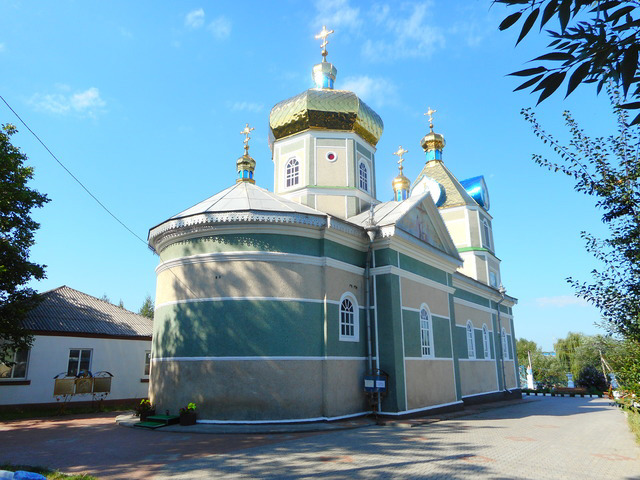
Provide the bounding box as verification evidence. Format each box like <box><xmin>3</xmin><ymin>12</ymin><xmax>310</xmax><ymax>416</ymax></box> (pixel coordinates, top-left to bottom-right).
<box><xmin>1</xmin><ymin>94</ymin><xmax>200</xmax><ymax>299</ymax></box>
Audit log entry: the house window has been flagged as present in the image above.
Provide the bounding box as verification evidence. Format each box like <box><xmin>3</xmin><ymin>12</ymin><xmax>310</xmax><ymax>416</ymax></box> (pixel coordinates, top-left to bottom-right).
<box><xmin>420</xmin><ymin>305</ymin><xmax>433</xmax><ymax>357</ymax></box>
<box><xmin>466</xmin><ymin>321</ymin><xmax>476</xmax><ymax>359</ymax></box>
<box><xmin>144</xmin><ymin>351</ymin><xmax>151</xmax><ymax>376</ymax></box>
<box><xmin>339</xmin><ymin>293</ymin><xmax>359</xmax><ymax>341</ymax></box>
<box><xmin>501</xmin><ymin>328</ymin><xmax>509</xmax><ymax>360</ymax></box>
<box><xmin>482</xmin><ymin>324</ymin><xmax>490</xmax><ymax>359</ymax></box>
<box><xmin>489</xmin><ymin>270</ymin><xmax>498</xmax><ymax>288</ymax></box>
<box><xmin>67</xmin><ymin>349</ymin><xmax>92</xmax><ymax>377</ymax></box>
<box><xmin>0</xmin><ymin>349</ymin><xmax>29</xmax><ymax>379</ymax></box>
<box><xmin>326</xmin><ymin>151</ymin><xmax>337</xmax><ymax>162</ymax></box>
<box><xmin>359</xmin><ymin>162</ymin><xmax>369</xmax><ymax>192</ymax></box>
<box><xmin>482</xmin><ymin>219</ymin><xmax>492</xmax><ymax>250</ymax></box>
<box><xmin>285</xmin><ymin>158</ymin><xmax>299</xmax><ymax>188</ymax></box>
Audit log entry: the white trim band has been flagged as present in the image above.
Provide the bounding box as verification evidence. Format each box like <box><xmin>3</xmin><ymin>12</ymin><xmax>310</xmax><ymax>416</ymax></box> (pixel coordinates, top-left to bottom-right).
<box><xmin>197</xmin><ymin>410</ymin><xmax>369</xmax><ymax>425</ymax></box>
<box><xmin>370</xmin><ymin>265</ymin><xmax>455</xmax><ymax>294</ymax></box>
<box><xmin>379</xmin><ymin>400</ymin><xmax>463</xmax><ymax>416</ymax></box>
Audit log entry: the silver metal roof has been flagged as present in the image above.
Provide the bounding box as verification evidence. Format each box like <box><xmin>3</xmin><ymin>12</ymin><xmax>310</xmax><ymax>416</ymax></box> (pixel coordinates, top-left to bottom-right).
<box><xmin>23</xmin><ymin>286</ymin><xmax>153</xmax><ymax>338</ymax></box>
<box><xmin>170</xmin><ymin>182</ymin><xmax>325</xmax><ymax>220</ymax></box>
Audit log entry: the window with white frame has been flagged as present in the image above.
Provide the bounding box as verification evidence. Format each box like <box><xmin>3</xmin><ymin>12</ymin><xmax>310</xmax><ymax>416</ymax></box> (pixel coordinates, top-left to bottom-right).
<box><xmin>420</xmin><ymin>305</ymin><xmax>433</xmax><ymax>357</ymax></box>
<box><xmin>0</xmin><ymin>349</ymin><xmax>29</xmax><ymax>379</ymax></box>
<box><xmin>501</xmin><ymin>328</ymin><xmax>509</xmax><ymax>360</ymax></box>
<box><xmin>339</xmin><ymin>293</ymin><xmax>359</xmax><ymax>341</ymax></box>
<box><xmin>67</xmin><ymin>349</ymin><xmax>92</xmax><ymax>376</ymax></box>
<box><xmin>482</xmin><ymin>324</ymin><xmax>490</xmax><ymax>359</ymax></box>
<box><xmin>285</xmin><ymin>158</ymin><xmax>299</xmax><ymax>188</ymax></box>
<box><xmin>482</xmin><ymin>219</ymin><xmax>492</xmax><ymax>250</ymax></box>
<box><xmin>144</xmin><ymin>350</ymin><xmax>151</xmax><ymax>376</ymax></box>
<box><xmin>466</xmin><ymin>321</ymin><xmax>476</xmax><ymax>358</ymax></box>
<box><xmin>359</xmin><ymin>161</ymin><xmax>369</xmax><ymax>192</ymax></box>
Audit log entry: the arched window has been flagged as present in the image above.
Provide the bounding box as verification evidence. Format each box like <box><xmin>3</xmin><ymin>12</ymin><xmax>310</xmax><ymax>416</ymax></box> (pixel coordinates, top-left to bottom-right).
<box><xmin>482</xmin><ymin>324</ymin><xmax>490</xmax><ymax>359</ymax></box>
<box><xmin>420</xmin><ymin>304</ymin><xmax>433</xmax><ymax>357</ymax></box>
<box><xmin>482</xmin><ymin>219</ymin><xmax>492</xmax><ymax>250</ymax></box>
<box><xmin>359</xmin><ymin>162</ymin><xmax>369</xmax><ymax>192</ymax></box>
<box><xmin>466</xmin><ymin>320</ymin><xmax>476</xmax><ymax>359</ymax></box>
<box><xmin>501</xmin><ymin>328</ymin><xmax>509</xmax><ymax>360</ymax></box>
<box><xmin>339</xmin><ymin>293</ymin><xmax>359</xmax><ymax>341</ymax></box>
<box><xmin>285</xmin><ymin>158</ymin><xmax>299</xmax><ymax>188</ymax></box>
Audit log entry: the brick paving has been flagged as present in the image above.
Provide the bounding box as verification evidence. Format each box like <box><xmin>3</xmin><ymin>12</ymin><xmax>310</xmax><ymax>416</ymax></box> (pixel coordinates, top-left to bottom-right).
<box><xmin>1</xmin><ymin>396</ymin><xmax>638</xmax><ymax>479</ymax></box>
<box><xmin>155</xmin><ymin>397</ymin><xmax>640</xmax><ymax>480</ymax></box>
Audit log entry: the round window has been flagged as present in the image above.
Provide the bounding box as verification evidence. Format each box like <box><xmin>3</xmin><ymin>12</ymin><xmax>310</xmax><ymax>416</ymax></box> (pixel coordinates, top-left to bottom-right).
<box><xmin>326</xmin><ymin>151</ymin><xmax>337</xmax><ymax>162</ymax></box>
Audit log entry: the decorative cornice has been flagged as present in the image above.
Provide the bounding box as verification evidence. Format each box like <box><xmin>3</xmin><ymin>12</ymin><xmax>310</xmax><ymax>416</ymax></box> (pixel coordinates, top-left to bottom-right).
<box><xmin>150</xmin><ymin>211</ymin><xmax>328</xmax><ymax>252</ymax></box>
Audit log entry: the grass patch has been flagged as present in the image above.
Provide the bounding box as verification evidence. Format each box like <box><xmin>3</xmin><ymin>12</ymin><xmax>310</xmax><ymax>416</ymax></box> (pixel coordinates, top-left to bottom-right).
<box><xmin>626</xmin><ymin>408</ymin><xmax>640</xmax><ymax>445</ymax></box>
<box><xmin>0</xmin><ymin>464</ymin><xmax>98</xmax><ymax>479</ymax></box>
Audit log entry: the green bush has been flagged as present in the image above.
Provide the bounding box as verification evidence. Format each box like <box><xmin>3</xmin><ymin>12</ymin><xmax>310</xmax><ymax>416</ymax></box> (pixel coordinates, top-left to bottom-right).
<box><xmin>576</xmin><ymin>365</ymin><xmax>607</xmax><ymax>391</ymax></box>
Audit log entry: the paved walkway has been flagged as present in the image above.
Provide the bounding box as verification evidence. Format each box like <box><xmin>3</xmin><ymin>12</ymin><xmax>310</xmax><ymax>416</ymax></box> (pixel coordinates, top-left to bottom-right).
<box><xmin>1</xmin><ymin>396</ymin><xmax>639</xmax><ymax>479</ymax></box>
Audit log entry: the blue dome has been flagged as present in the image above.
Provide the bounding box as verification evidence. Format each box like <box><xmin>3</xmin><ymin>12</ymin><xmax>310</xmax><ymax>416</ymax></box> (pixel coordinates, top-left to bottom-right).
<box><xmin>460</xmin><ymin>175</ymin><xmax>490</xmax><ymax>210</ymax></box>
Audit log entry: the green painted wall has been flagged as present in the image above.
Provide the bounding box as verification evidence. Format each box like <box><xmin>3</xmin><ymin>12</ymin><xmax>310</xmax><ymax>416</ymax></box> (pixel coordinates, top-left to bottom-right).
<box><xmin>433</xmin><ymin>316</ymin><xmax>452</xmax><ymax>358</ymax></box>
<box><xmin>491</xmin><ymin>312</ymin><xmax>504</xmax><ymax>390</ymax></box>
<box><xmin>474</xmin><ymin>328</ymin><xmax>485</xmax><ymax>359</ymax></box>
<box><xmin>448</xmin><ymin>294</ymin><xmax>462</xmax><ymax>400</ymax></box>
<box><xmin>375</xmin><ymin>273</ymin><xmax>406</xmax><ymax>412</ymax></box>
<box><xmin>454</xmin><ymin>288</ymin><xmax>491</xmax><ymax>308</ymax></box>
<box><xmin>374</xmin><ymin>248</ymin><xmax>398</xmax><ymax>267</ymax></box>
<box><xmin>454</xmin><ymin>325</ymin><xmax>468</xmax><ymax>360</ymax></box>
<box><xmin>159</xmin><ymin>233</ymin><xmax>365</xmax><ymax>267</ymax></box>
<box><xmin>398</xmin><ymin>253</ymin><xmax>448</xmax><ymax>285</ymax></box>
<box><xmin>326</xmin><ymin>303</ymin><xmax>368</xmax><ymax>357</ymax></box>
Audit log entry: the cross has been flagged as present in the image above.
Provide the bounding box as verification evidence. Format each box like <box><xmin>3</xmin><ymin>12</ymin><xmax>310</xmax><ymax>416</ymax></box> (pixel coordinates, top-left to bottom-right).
<box><xmin>424</xmin><ymin>107</ymin><xmax>436</xmax><ymax>130</ymax></box>
<box><xmin>315</xmin><ymin>25</ymin><xmax>334</xmax><ymax>60</ymax></box>
<box><xmin>240</xmin><ymin>123</ymin><xmax>254</xmax><ymax>154</ymax></box>
<box><xmin>393</xmin><ymin>145</ymin><xmax>408</xmax><ymax>172</ymax></box>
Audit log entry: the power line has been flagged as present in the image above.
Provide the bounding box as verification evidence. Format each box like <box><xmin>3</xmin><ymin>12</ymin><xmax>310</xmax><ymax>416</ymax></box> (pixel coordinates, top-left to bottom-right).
<box><xmin>1</xmin><ymin>94</ymin><xmax>200</xmax><ymax>300</ymax></box>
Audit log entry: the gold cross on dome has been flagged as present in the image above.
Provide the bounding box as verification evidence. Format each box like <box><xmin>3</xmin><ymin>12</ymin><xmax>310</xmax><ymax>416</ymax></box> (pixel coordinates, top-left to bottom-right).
<box><xmin>240</xmin><ymin>123</ymin><xmax>254</xmax><ymax>153</ymax></box>
<box><xmin>315</xmin><ymin>25</ymin><xmax>334</xmax><ymax>60</ymax></box>
<box><xmin>393</xmin><ymin>145</ymin><xmax>408</xmax><ymax>172</ymax></box>
<box><xmin>424</xmin><ymin>107</ymin><xmax>437</xmax><ymax>130</ymax></box>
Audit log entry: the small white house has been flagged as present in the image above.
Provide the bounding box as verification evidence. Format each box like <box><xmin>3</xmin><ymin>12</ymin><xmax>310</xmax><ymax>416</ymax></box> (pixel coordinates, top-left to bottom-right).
<box><xmin>0</xmin><ymin>286</ymin><xmax>152</xmax><ymax>407</ymax></box>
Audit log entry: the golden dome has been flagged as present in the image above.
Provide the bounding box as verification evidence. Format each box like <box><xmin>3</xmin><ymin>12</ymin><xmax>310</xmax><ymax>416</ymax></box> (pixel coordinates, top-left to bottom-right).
<box><xmin>236</xmin><ymin>154</ymin><xmax>256</xmax><ymax>184</ymax></box>
<box><xmin>392</xmin><ymin>173</ymin><xmax>410</xmax><ymax>192</ymax></box>
<box><xmin>269</xmin><ymin>88</ymin><xmax>384</xmax><ymax>146</ymax></box>
<box><xmin>420</xmin><ymin>131</ymin><xmax>445</xmax><ymax>153</ymax></box>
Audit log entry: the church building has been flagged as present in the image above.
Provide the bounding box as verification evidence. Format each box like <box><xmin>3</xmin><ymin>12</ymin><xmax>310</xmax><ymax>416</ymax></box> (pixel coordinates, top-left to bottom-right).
<box><xmin>148</xmin><ymin>27</ymin><xmax>520</xmax><ymax>422</ymax></box>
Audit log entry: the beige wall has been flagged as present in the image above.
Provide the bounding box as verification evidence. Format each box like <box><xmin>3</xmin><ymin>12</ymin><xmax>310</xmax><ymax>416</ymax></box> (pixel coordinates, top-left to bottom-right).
<box><xmin>400</xmin><ymin>277</ymin><xmax>449</xmax><ymax>318</ymax></box>
<box><xmin>503</xmin><ymin>360</ymin><xmax>518</xmax><ymax>389</ymax></box>
<box><xmin>453</xmin><ymin>302</ymin><xmax>492</xmax><ymax>328</ymax></box>
<box><xmin>150</xmin><ymin>359</ymin><xmax>367</xmax><ymax>421</ymax></box>
<box><xmin>156</xmin><ymin>260</ymin><xmax>325</xmax><ymax>305</ymax></box>
<box><xmin>459</xmin><ymin>360</ymin><xmax>499</xmax><ymax>397</ymax></box>
<box><xmin>316</xmin><ymin>146</ymin><xmax>347</xmax><ymax>186</ymax></box>
<box><xmin>316</xmin><ymin>195</ymin><xmax>346</xmax><ymax>218</ymax></box>
<box><xmin>405</xmin><ymin>359</ymin><xmax>457</xmax><ymax>410</ymax></box>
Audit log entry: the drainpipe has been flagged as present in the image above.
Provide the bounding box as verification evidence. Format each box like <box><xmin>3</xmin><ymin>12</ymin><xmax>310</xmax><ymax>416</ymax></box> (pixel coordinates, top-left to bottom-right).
<box><xmin>496</xmin><ymin>284</ymin><xmax>510</xmax><ymax>393</ymax></box>
<box><xmin>364</xmin><ymin>206</ymin><xmax>378</xmax><ymax>376</ymax></box>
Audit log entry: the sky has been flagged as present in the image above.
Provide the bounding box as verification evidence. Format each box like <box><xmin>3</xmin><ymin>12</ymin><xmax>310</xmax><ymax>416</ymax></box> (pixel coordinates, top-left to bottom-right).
<box><xmin>0</xmin><ymin>0</ymin><xmax>618</xmax><ymax>351</ymax></box>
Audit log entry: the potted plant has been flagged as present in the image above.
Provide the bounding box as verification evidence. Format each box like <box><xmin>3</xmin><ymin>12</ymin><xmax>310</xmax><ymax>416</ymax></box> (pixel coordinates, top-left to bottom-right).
<box><xmin>179</xmin><ymin>402</ymin><xmax>197</xmax><ymax>426</ymax></box>
<box><xmin>136</xmin><ymin>399</ymin><xmax>155</xmax><ymax>421</ymax></box>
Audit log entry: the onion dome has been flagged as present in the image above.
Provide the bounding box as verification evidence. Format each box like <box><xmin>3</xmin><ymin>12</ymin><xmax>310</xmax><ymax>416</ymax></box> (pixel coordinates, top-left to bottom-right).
<box><xmin>460</xmin><ymin>175</ymin><xmax>490</xmax><ymax>210</ymax></box>
<box><xmin>268</xmin><ymin>26</ymin><xmax>384</xmax><ymax>147</ymax></box>
<box><xmin>420</xmin><ymin>107</ymin><xmax>445</xmax><ymax>161</ymax></box>
<box><xmin>392</xmin><ymin>146</ymin><xmax>410</xmax><ymax>201</ymax></box>
<box><xmin>236</xmin><ymin>123</ymin><xmax>256</xmax><ymax>184</ymax></box>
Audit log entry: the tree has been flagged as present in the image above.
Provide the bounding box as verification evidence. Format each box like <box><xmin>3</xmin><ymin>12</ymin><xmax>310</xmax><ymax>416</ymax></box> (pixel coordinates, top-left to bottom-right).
<box><xmin>139</xmin><ymin>294</ymin><xmax>154</xmax><ymax>320</ymax></box>
<box><xmin>0</xmin><ymin>124</ymin><xmax>49</xmax><ymax>360</ymax></box>
<box><xmin>522</xmin><ymin>88</ymin><xmax>640</xmax><ymax>342</ymax></box>
<box><xmin>516</xmin><ymin>337</ymin><xmax>539</xmax><ymax>367</ymax></box>
<box><xmin>496</xmin><ymin>1</ymin><xmax>640</xmax><ymax>124</ymax></box>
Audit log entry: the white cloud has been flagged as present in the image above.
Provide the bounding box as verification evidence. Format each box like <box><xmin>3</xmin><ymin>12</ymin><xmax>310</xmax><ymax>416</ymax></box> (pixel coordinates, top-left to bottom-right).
<box><xmin>314</xmin><ymin>0</ymin><xmax>361</xmax><ymax>31</ymax></box>
<box><xmin>340</xmin><ymin>75</ymin><xmax>397</xmax><ymax>108</ymax></box>
<box><xmin>535</xmin><ymin>296</ymin><xmax>590</xmax><ymax>308</ymax></box>
<box><xmin>208</xmin><ymin>16</ymin><xmax>231</xmax><ymax>40</ymax></box>
<box><xmin>228</xmin><ymin>101</ymin><xmax>263</xmax><ymax>113</ymax></box>
<box><xmin>185</xmin><ymin>8</ymin><xmax>205</xmax><ymax>29</ymax></box>
<box><xmin>29</xmin><ymin>86</ymin><xmax>106</xmax><ymax>117</ymax></box>
<box><xmin>362</xmin><ymin>2</ymin><xmax>445</xmax><ymax>61</ymax></box>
